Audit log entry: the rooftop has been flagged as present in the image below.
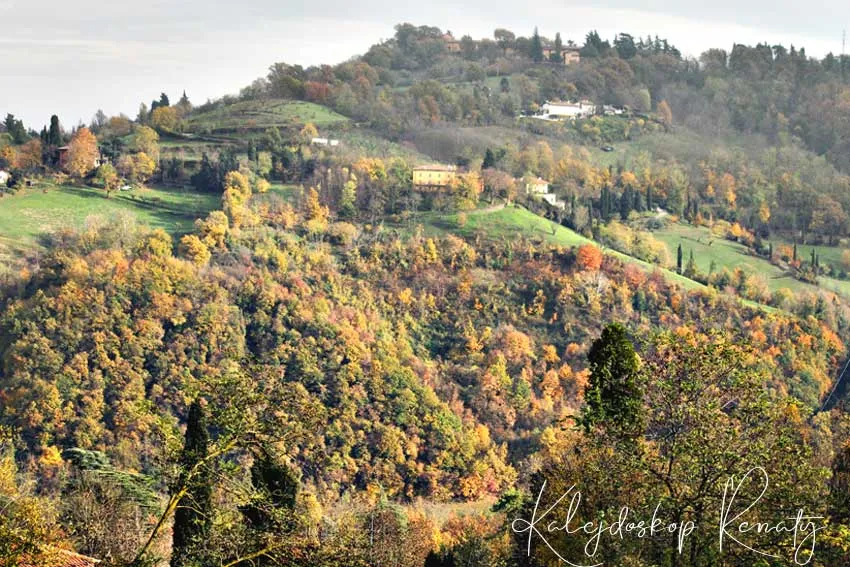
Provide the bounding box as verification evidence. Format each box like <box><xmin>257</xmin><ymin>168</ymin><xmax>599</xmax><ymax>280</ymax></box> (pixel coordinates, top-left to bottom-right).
<box><xmin>413</xmin><ymin>164</ymin><xmax>457</xmax><ymax>172</ymax></box>
<box><xmin>20</xmin><ymin>548</ymin><xmax>100</xmax><ymax>567</ymax></box>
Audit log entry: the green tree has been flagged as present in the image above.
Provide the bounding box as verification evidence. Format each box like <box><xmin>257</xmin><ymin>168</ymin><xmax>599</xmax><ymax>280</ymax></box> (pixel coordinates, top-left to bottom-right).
<box><xmin>94</xmin><ymin>163</ymin><xmax>119</xmax><ymax>198</ymax></box>
<box><xmin>676</xmin><ymin>242</ymin><xmax>683</xmax><ymax>273</ymax></box>
<box><xmin>170</xmin><ymin>400</ymin><xmax>212</xmax><ymax>567</ymax></box>
<box><xmin>530</xmin><ymin>27</ymin><xmax>544</xmax><ymax>63</ymax></box>
<box><xmin>47</xmin><ymin>115</ymin><xmax>62</xmax><ymax>147</ymax></box>
<box><xmin>550</xmin><ymin>32</ymin><xmax>563</xmax><ymax>63</ymax></box>
<box><xmin>581</xmin><ymin>323</ymin><xmax>643</xmax><ymax>440</ymax></box>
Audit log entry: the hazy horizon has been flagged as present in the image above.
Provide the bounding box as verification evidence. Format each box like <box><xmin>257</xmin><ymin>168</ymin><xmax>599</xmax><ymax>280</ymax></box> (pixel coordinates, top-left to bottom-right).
<box><xmin>4</xmin><ymin>0</ymin><xmax>850</xmax><ymax>130</ymax></box>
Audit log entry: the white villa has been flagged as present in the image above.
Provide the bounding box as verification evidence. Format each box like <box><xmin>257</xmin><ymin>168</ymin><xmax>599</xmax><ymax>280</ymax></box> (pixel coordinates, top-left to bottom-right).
<box><xmin>311</xmin><ymin>137</ymin><xmax>340</xmax><ymax>147</ymax></box>
<box><xmin>0</xmin><ymin>170</ymin><xmax>10</xmax><ymax>186</ymax></box>
<box><xmin>538</xmin><ymin>100</ymin><xmax>597</xmax><ymax>120</ymax></box>
<box><xmin>525</xmin><ymin>177</ymin><xmax>565</xmax><ymax>210</ymax></box>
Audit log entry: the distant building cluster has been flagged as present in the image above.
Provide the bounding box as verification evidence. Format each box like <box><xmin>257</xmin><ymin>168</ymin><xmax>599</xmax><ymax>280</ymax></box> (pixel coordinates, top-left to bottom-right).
<box><xmin>311</xmin><ymin>137</ymin><xmax>340</xmax><ymax>147</ymax></box>
<box><xmin>441</xmin><ymin>32</ymin><xmax>581</xmax><ymax>65</ymax></box>
<box><xmin>412</xmin><ymin>164</ymin><xmax>566</xmax><ymax>211</ymax></box>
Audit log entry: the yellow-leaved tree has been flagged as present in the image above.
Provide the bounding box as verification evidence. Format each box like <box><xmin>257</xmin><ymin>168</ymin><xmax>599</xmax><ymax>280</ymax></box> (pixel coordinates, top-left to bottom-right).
<box><xmin>65</xmin><ymin>127</ymin><xmax>98</xmax><ymax>178</ymax></box>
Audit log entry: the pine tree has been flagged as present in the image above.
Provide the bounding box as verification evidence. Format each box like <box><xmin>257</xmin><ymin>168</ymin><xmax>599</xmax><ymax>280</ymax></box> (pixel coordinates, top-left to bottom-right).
<box><xmin>793</xmin><ymin>242</ymin><xmax>798</xmax><ymax>262</ymax></box>
<box><xmin>530</xmin><ymin>27</ymin><xmax>544</xmax><ymax>62</ymax></box>
<box><xmin>171</xmin><ymin>400</ymin><xmax>212</xmax><ymax>567</ymax></box>
<box><xmin>645</xmin><ymin>185</ymin><xmax>652</xmax><ymax>210</ymax></box>
<box><xmin>581</xmin><ymin>323</ymin><xmax>643</xmax><ymax>441</ymax></box>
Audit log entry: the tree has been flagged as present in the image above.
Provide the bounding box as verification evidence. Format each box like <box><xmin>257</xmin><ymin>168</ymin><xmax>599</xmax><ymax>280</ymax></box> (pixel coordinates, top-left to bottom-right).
<box><xmin>3</xmin><ymin>114</ymin><xmax>27</xmax><ymax>144</ymax></box>
<box><xmin>242</xmin><ymin>454</ymin><xmax>299</xmax><ymax>533</ymax></box>
<box><xmin>151</xmin><ymin>106</ymin><xmax>179</xmax><ymax>132</ymax></box>
<box><xmin>657</xmin><ymin>99</ymin><xmax>673</xmax><ymax>129</ymax></box>
<box><xmin>676</xmin><ymin>242</ymin><xmax>683</xmax><ymax>273</ymax></box>
<box><xmin>170</xmin><ymin>400</ymin><xmax>213</xmax><ymax>567</ymax></box>
<box><xmin>576</xmin><ymin>243</ymin><xmax>603</xmax><ymax>271</ymax></box>
<box><xmin>581</xmin><ymin>323</ymin><xmax>643</xmax><ymax>440</ymax></box>
<box><xmin>130</xmin><ymin>125</ymin><xmax>160</xmax><ymax>163</ymax></box>
<box><xmin>550</xmin><ymin>32</ymin><xmax>563</xmax><ymax>63</ymax></box>
<box><xmin>339</xmin><ymin>174</ymin><xmax>358</xmax><ymax>219</ymax></box>
<box><xmin>222</xmin><ymin>170</ymin><xmax>253</xmax><ymax>228</ymax></box>
<box><xmin>614</xmin><ymin>33</ymin><xmax>637</xmax><ymax>59</ymax></box>
<box><xmin>494</xmin><ymin>28</ymin><xmax>515</xmax><ymax>54</ymax></box>
<box><xmin>14</xmin><ymin>139</ymin><xmax>42</xmax><ymax>171</ymax></box>
<box><xmin>94</xmin><ymin>163</ymin><xmax>119</xmax><ymax>198</ymax></box>
<box><xmin>65</xmin><ymin>127</ymin><xmax>99</xmax><ymax>178</ymax></box>
<box><xmin>684</xmin><ymin>249</ymin><xmax>698</xmax><ymax>279</ymax></box>
<box><xmin>47</xmin><ymin>115</ymin><xmax>62</xmax><ymax>146</ymax></box>
<box><xmin>530</xmin><ymin>27</ymin><xmax>544</xmax><ymax>63</ymax></box>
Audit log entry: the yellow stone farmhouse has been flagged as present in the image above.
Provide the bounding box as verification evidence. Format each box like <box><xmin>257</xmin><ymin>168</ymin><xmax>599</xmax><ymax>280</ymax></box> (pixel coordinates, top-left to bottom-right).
<box><xmin>412</xmin><ymin>164</ymin><xmax>458</xmax><ymax>190</ymax></box>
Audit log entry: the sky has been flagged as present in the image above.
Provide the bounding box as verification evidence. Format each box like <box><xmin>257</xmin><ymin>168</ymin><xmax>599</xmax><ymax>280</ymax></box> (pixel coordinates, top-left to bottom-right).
<box><xmin>3</xmin><ymin>0</ymin><xmax>850</xmax><ymax>130</ymax></box>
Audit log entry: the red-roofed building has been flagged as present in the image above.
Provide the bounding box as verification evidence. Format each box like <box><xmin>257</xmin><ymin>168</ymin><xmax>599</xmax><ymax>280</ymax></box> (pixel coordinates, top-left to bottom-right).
<box><xmin>20</xmin><ymin>548</ymin><xmax>101</xmax><ymax>567</ymax></box>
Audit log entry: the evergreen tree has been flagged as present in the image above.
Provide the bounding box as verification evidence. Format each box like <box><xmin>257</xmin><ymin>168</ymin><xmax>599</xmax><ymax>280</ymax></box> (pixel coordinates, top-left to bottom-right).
<box><xmin>581</xmin><ymin>323</ymin><xmax>643</xmax><ymax>441</ymax></box>
<box><xmin>4</xmin><ymin>114</ymin><xmax>27</xmax><ymax>144</ymax></box>
<box><xmin>530</xmin><ymin>27</ymin><xmax>544</xmax><ymax>63</ymax></box>
<box><xmin>830</xmin><ymin>442</ymin><xmax>850</xmax><ymax>522</ymax></box>
<box><xmin>793</xmin><ymin>242</ymin><xmax>798</xmax><ymax>262</ymax></box>
<box><xmin>482</xmin><ymin>148</ymin><xmax>496</xmax><ymax>169</ymax></box>
<box><xmin>171</xmin><ymin>400</ymin><xmax>212</xmax><ymax>567</ymax></box>
<box><xmin>676</xmin><ymin>243</ymin><xmax>683</xmax><ymax>274</ymax></box>
<box><xmin>550</xmin><ymin>32</ymin><xmax>563</xmax><ymax>63</ymax></box>
<box><xmin>47</xmin><ymin>115</ymin><xmax>62</xmax><ymax>147</ymax></box>
<box><xmin>242</xmin><ymin>453</ymin><xmax>299</xmax><ymax>533</ymax></box>
<box><xmin>620</xmin><ymin>188</ymin><xmax>631</xmax><ymax>220</ymax></box>
<box><xmin>684</xmin><ymin>249</ymin><xmax>698</xmax><ymax>279</ymax></box>
<box><xmin>645</xmin><ymin>185</ymin><xmax>652</xmax><ymax>210</ymax></box>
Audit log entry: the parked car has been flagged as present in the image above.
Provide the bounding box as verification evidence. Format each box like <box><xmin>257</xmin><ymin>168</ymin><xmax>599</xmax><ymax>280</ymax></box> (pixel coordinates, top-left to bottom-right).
<box><xmin>601</xmin><ymin>145</ymin><xmax>615</xmax><ymax>152</ymax></box>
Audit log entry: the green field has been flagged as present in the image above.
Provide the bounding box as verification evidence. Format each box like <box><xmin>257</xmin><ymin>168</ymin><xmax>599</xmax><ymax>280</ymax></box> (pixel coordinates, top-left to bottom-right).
<box><xmin>652</xmin><ymin>223</ymin><xmax>850</xmax><ymax>297</ymax></box>
<box><xmin>0</xmin><ymin>184</ymin><xmax>219</xmax><ymax>245</ymax></box>
<box><xmin>186</xmin><ymin>99</ymin><xmax>349</xmax><ymax>134</ymax></box>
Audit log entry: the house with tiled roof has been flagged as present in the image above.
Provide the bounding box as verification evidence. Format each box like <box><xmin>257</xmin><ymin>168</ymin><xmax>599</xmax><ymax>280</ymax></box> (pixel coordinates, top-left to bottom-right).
<box><xmin>20</xmin><ymin>547</ymin><xmax>101</xmax><ymax>567</ymax></box>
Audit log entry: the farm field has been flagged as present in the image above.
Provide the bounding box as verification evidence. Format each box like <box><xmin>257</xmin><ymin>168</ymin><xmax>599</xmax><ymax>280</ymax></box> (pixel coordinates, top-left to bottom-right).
<box><xmin>652</xmin><ymin>223</ymin><xmax>850</xmax><ymax>297</ymax></box>
<box><xmin>0</xmin><ymin>183</ymin><xmax>219</xmax><ymax>245</ymax></box>
<box><xmin>185</xmin><ymin>99</ymin><xmax>349</xmax><ymax>134</ymax></box>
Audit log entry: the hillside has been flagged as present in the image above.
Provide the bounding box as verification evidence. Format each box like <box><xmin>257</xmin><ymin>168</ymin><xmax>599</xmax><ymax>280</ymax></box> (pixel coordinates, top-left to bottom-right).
<box><xmin>4</xmin><ymin>21</ymin><xmax>850</xmax><ymax>567</ymax></box>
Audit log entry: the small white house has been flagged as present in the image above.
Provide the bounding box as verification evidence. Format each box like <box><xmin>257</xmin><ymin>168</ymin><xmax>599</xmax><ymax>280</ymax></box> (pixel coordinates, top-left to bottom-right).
<box><xmin>0</xmin><ymin>170</ymin><xmax>10</xmax><ymax>187</ymax></box>
<box><xmin>539</xmin><ymin>100</ymin><xmax>596</xmax><ymax>120</ymax></box>
<box><xmin>311</xmin><ymin>137</ymin><xmax>340</xmax><ymax>147</ymax></box>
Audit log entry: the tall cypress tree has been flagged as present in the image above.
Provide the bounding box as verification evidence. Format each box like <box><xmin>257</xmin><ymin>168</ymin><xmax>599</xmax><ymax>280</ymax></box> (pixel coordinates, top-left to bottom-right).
<box><xmin>47</xmin><ymin>115</ymin><xmax>62</xmax><ymax>147</ymax></box>
<box><xmin>171</xmin><ymin>400</ymin><xmax>212</xmax><ymax>567</ymax></box>
<box><xmin>676</xmin><ymin>243</ymin><xmax>683</xmax><ymax>274</ymax></box>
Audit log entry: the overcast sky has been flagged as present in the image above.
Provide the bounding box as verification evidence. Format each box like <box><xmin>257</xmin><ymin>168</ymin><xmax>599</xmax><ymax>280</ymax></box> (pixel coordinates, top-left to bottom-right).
<box><xmin>3</xmin><ymin>0</ymin><xmax>850</xmax><ymax>130</ymax></box>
